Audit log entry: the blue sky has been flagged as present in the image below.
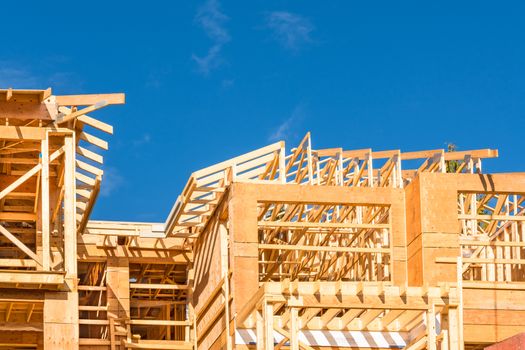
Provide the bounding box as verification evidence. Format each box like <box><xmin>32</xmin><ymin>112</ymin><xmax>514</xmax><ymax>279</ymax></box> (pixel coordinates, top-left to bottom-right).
<box><xmin>1</xmin><ymin>1</ymin><xmax>524</xmax><ymax>222</ymax></box>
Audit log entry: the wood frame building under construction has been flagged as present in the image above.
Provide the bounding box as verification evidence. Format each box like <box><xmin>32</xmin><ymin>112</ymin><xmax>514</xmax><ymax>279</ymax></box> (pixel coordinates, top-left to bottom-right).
<box><xmin>0</xmin><ymin>88</ymin><xmax>523</xmax><ymax>349</ymax></box>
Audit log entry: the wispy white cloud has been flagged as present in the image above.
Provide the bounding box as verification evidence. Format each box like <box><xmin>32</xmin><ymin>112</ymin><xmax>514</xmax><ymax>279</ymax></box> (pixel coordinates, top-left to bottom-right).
<box><xmin>265</xmin><ymin>11</ymin><xmax>314</xmax><ymax>51</ymax></box>
<box><xmin>0</xmin><ymin>65</ymin><xmax>40</xmax><ymax>88</ymax></box>
<box><xmin>269</xmin><ymin>103</ymin><xmax>307</xmax><ymax>142</ymax></box>
<box><xmin>0</xmin><ymin>60</ymin><xmax>80</xmax><ymax>90</ymax></box>
<box><xmin>145</xmin><ymin>65</ymin><xmax>172</xmax><ymax>88</ymax></box>
<box><xmin>100</xmin><ymin>167</ymin><xmax>125</xmax><ymax>197</ymax></box>
<box><xmin>132</xmin><ymin>133</ymin><xmax>151</xmax><ymax>147</ymax></box>
<box><xmin>221</xmin><ymin>78</ymin><xmax>234</xmax><ymax>88</ymax></box>
<box><xmin>192</xmin><ymin>0</ymin><xmax>230</xmax><ymax>75</ymax></box>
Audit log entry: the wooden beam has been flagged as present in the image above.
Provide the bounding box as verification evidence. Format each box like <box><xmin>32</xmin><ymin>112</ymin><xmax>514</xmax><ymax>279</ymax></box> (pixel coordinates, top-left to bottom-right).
<box><xmin>0</xmin><ymin>322</ymin><xmax>42</xmax><ymax>332</ymax></box>
<box><xmin>0</xmin><ymin>212</ymin><xmax>37</xmax><ymax>221</ymax></box>
<box><xmin>0</xmin><ymin>225</ymin><xmax>42</xmax><ymax>265</ymax></box>
<box><xmin>128</xmin><ymin>320</ymin><xmax>191</xmax><ymax>326</ymax></box>
<box><xmin>63</xmin><ymin>135</ymin><xmax>77</xmax><ymax>277</ymax></box>
<box><xmin>129</xmin><ymin>283</ymin><xmax>188</xmax><ymax>290</ymax></box>
<box><xmin>59</xmin><ymin>101</ymin><xmax>109</xmax><ymax>124</ymax></box>
<box><xmin>259</xmin><ymin>244</ymin><xmax>389</xmax><ymax>254</ymax></box>
<box><xmin>290</xmin><ymin>307</ymin><xmax>299</xmax><ymax>350</ymax></box>
<box><xmin>76</xmin><ymin>146</ymin><xmax>103</xmax><ymax>164</ymax></box>
<box><xmin>77</xmin><ymin>114</ymin><xmax>114</xmax><ymax>134</ymax></box>
<box><xmin>79</xmin><ymin>131</ymin><xmax>108</xmax><ymax>150</ymax></box>
<box><xmin>0</xmin><ymin>146</ymin><xmax>64</xmax><ymax>201</ymax></box>
<box><xmin>0</xmin><ymin>270</ymin><xmax>63</xmax><ymax>285</ymax></box>
<box><xmin>41</xmin><ymin>136</ymin><xmax>50</xmax><ymax>270</ymax></box>
<box><xmin>59</xmin><ymin>106</ymin><xmax>114</xmax><ymax>134</ymax></box>
<box><xmin>56</xmin><ymin>93</ymin><xmax>125</xmax><ymax>106</ymax></box>
<box><xmin>0</xmin><ymin>126</ymin><xmax>72</xmax><ymax>141</ymax></box>
<box><xmin>0</xmin><ymin>259</ymin><xmax>37</xmax><ymax>268</ymax></box>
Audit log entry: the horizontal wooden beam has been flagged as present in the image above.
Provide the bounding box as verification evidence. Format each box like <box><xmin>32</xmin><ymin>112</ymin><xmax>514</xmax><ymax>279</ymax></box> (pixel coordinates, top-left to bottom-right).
<box><xmin>259</xmin><ymin>221</ymin><xmax>390</xmax><ymax>229</ymax></box>
<box><xmin>0</xmin><ymin>259</ymin><xmax>37</xmax><ymax>268</ymax></box>
<box><xmin>0</xmin><ymin>270</ymin><xmax>64</xmax><ymax>285</ymax></box>
<box><xmin>259</xmin><ymin>244</ymin><xmax>390</xmax><ymax>254</ymax></box>
<box><xmin>56</xmin><ymin>93</ymin><xmax>125</xmax><ymax>106</ymax></box>
<box><xmin>0</xmin><ymin>322</ymin><xmax>42</xmax><ymax>332</ymax></box>
<box><xmin>0</xmin><ymin>126</ymin><xmax>46</xmax><ymax>140</ymax></box>
<box><xmin>78</xmin><ymin>319</ymin><xmax>109</xmax><ymax>325</ymax></box>
<box><xmin>122</xmin><ymin>340</ymin><xmax>193</xmax><ymax>349</ymax></box>
<box><xmin>0</xmin><ymin>212</ymin><xmax>37</xmax><ymax>221</ymax></box>
<box><xmin>129</xmin><ymin>283</ymin><xmax>188</xmax><ymax>290</ymax></box>
<box><xmin>128</xmin><ymin>319</ymin><xmax>191</xmax><ymax>326</ymax></box>
<box><xmin>78</xmin><ymin>285</ymin><xmax>106</xmax><ymax>291</ymax></box>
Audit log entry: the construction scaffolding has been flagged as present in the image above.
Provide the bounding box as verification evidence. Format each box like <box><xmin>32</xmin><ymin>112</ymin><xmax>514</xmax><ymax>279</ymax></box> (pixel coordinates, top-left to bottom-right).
<box><xmin>0</xmin><ymin>88</ymin><xmax>523</xmax><ymax>349</ymax></box>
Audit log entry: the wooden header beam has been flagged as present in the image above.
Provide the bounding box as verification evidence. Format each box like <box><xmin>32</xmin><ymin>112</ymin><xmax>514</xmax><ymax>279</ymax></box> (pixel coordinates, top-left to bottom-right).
<box><xmin>0</xmin><ymin>88</ymin><xmax>51</xmax><ymax>102</ymax></box>
<box><xmin>55</xmin><ymin>93</ymin><xmax>125</xmax><ymax>106</ymax></box>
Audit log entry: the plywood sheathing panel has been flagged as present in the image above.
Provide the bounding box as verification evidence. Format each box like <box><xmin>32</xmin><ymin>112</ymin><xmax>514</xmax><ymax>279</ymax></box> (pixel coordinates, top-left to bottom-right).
<box><xmin>228</xmin><ymin>184</ymin><xmax>258</xmax><ymax>315</ymax></box>
<box><xmin>462</xmin><ymin>288</ymin><xmax>525</xmax><ymax>343</ymax></box>
<box><xmin>107</xmin><ymin>257</ymin><xmax>130</xmax><ymax>319</ymax></box>
<box><xmin>43</xmin><ymin>291</ymin><xmax>79</xmax><ymax>348</ymax></box>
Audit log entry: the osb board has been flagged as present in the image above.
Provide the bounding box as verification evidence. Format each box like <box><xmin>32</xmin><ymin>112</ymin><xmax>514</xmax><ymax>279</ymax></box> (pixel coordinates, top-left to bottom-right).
<box><xmin>422</xmin><ymin>247</ymin><xmax>459</xmax><ymax>284</ymax></box>
<box><xmin>228</xmin><ymin>185</ymin><xmax>259</xmax><ymax>313</ymax></box>
<box><xmin>43</xmin><ymin>322</ymin><xmax>79</xmax><ymax>348</ymax></box>
<box><xmin>407</xmin><ymin>235</ymin><xmax>423</xmax><ymax>286</ymax></box>
<box><xmin>405</xmin><ymin>175</ymin><xmax>422</xmax><ymax>245</ymax></box>
<box><xmin>463</xmin><ymin>287</ymin><xmax>525</xmax><ymax>343</ymax></box>
<box><xmin>464</xmin><ymin>309</ymin><xmax>525</xmax><ymax>326</ymax></box>
<box><xmin>417</xmin><ymin>173</ymin><xmax>458</xmax><ymax>233</ymax></box>
<box><xmin>454</xmin><ymin>173</ymin><xmax>525</xmax><ymax>193</ymax></box>
<box><xmin>463</xmin><ymin>288</ymin><xmax>525</xmax><ymax>310</ymax></box>
<box><xmin>106</xmin><ymin>258</ymin><xmax>130</xmax><ymax>318</ymax></box>
<box><xmin>193</xmin><ymin>214</ymin><xmax>229</xmax><ymax>350</ymax></box>
<box><xmin>0</xmin><ymin>100</ymin><xmax>52</xmax><ymax>120</ymax></box>
<box><xmin>230</xmin><ymin>182</ymin><xmax>405</xmax><ymax>207</ymax></box>
<box><xmin>43</xmin><ymin>291</ymin><xmax>78</xmax><ymax>324</ymax></box>
<box><xmin>193</xmin><ymin>217</ymin><xmax>224</xmax><ymax>310</ymax></box>
<box><xmin>0</xmin><ymin>331</ymin><xmax>39</xmax><ymax>344</ymax></box>
<box><xmin>197</xmin><ymin>307</ymin><xmax>226</xmax><ymax>349</ymax></box>
<box><xmin>464</xmin><ymin>324</ymin><xmax>525</xmax><ymax>344</ymax></box>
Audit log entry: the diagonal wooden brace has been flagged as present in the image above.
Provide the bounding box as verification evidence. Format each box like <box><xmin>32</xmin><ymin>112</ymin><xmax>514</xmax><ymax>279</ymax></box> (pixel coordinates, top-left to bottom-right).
<box><xmin>0</xmin><ymin>225</ymin><xmax>42</xmax><ymax>266</ymax></box>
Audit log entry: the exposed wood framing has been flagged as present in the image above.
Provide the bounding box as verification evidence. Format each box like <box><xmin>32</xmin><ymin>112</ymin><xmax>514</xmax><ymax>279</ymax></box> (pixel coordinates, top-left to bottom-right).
<box><xmin>0</xmin><ymin>87</ymin><xmax>523</xmax><ymax>350</ymax></box>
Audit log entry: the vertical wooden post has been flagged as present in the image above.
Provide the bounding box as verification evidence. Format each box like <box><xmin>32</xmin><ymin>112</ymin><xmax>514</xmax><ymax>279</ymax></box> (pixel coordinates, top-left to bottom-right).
<box><xmin>289</xmin><ymin>307</ymin><xmax>299</xmax><ymax>350</ymax></box>
<box><xmin>441</xmin><ymin>329</ymin><xmax>450</xmax><ymax>350</ymax></box>
<box><xmin>220</xmin><ymin>223</ymin><xmax>233</xmax><ymax>350</ymax></box>
<box><xmin>165</xmin><ymin>304</ymin><xmax>171</xmax><ymax>340</ymax></box>
<box><xmin>44</xmin><ymin>134</ymin><xmax>79</xmax><ymax>349</ymax></box>
<box><xmin>256</xmin><ymin>308</ymin><xmax>264</xmax><ymax>350</ymax></box>
<box><xmin>367</xmin><ymin>153</ymin><xmax>374</xmax><ymax>187</ymax></box>
<box><xmin>41</xmin><ymin>135</ymin><xmax>50</xmax><ymax>271</ymax></box>
<box><xmin>306</xmin><ymin>133</ymin><xmax>314</xmax><ymax>184</ymax></box>
<box><xmin>440</xmin><ymin>150</ymin><xmax>446</xmax><ymax>173</ymax></box>
<box><xmin>63</xmin><ymin>135</ymin><xmax>76</xmax><ymax>277</ymax></box>
<box><xmin>426</xmin><ymin>304</ymin><xmax>437</xmax><ymax>350</ymax></box>
<box><xmin>187</xmin><ymin>265</ymin><xmax>197</xmax><ymax>349</ymax></box>
<box><xmin>448</xmin><ymin>307</ymin><xmax>459</xmax><ymax>350</ymax></box>
<box><xmin>474</xmin><ymin>157</ymin><xmax>482</xmax><ymax>173</ymax></box>
<box><xmin>279</xmin><ymin>143</ymin><xmax>286</xmax><ymax>184</ymax></box>
<box><xmin>396</xmin><ymin>152</ymin><xmax>403</xmax><ymax>188</ymax></box>
<box><xmin>263</xmin><ymin>301</ymin><xmax>274</xmax><ymax>350</ymax></box>
<box><xmin>109</xmin><ymin>317</ymin><xmax>116</xmax><ymax>350</ymax></box>
<box><xmin>337</xmin><ymin>151</ymin><xmax>343</xmax><ymax>186</ymax></box>
<box><xmin>457</xmin><ymin>257</ymin><xmax>464</xmax><ymax>350</ymax></box>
